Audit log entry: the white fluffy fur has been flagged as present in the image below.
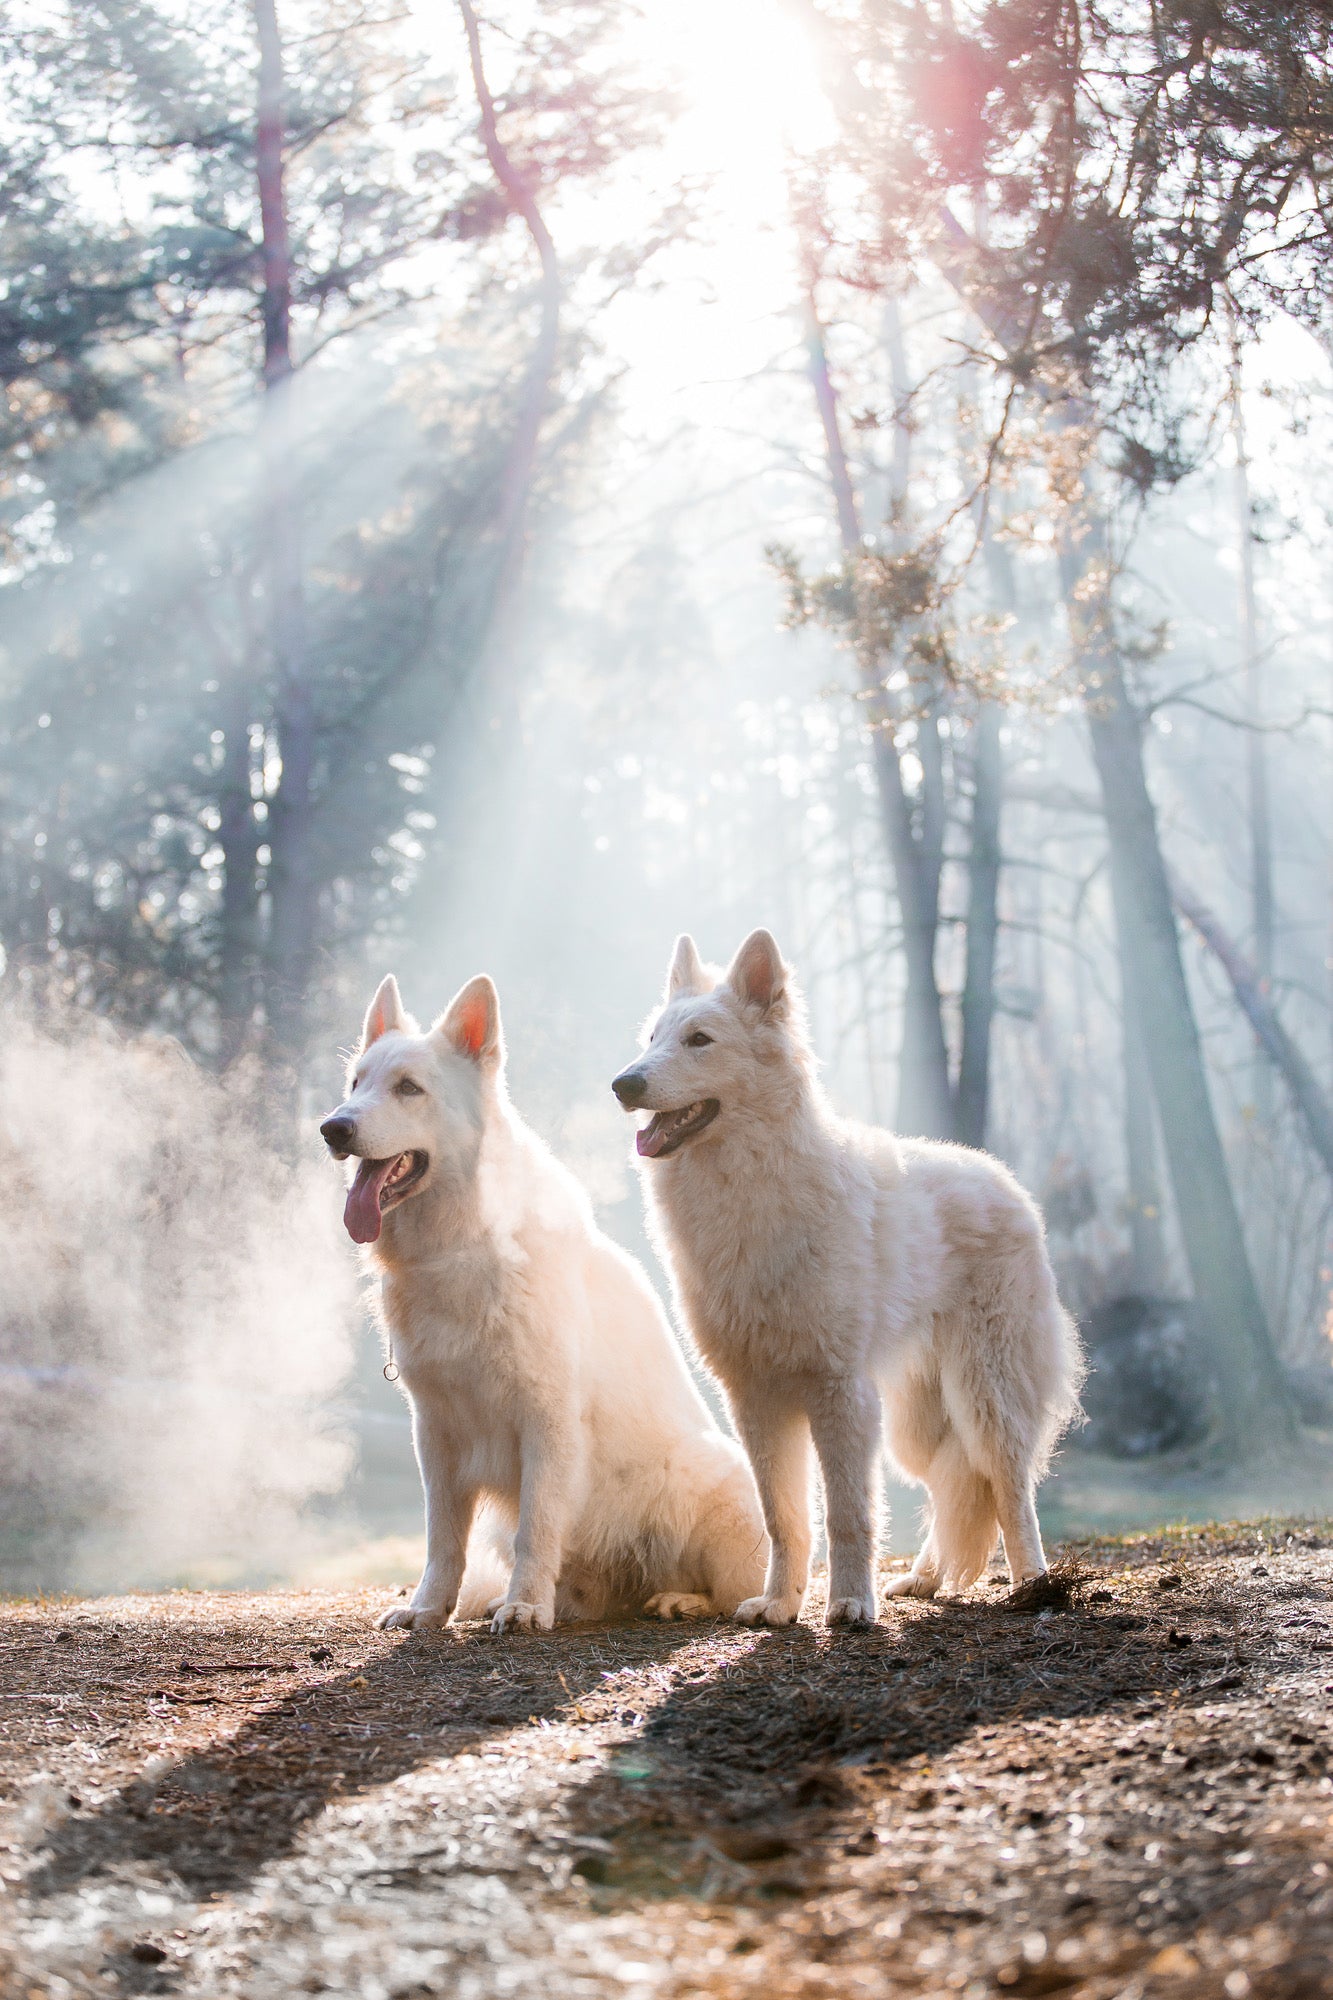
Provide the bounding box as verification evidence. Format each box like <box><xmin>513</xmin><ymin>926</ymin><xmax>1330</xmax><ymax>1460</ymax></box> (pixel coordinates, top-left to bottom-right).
<box><xmin>614</xmin><ymin>930</ymin><xmax>1084</xmax><ymax>1627</ymax></box>
<box><xmin>323</xmin><ymin>973</ymin><xmax>767</xmax><ymax>1634</ymax></box>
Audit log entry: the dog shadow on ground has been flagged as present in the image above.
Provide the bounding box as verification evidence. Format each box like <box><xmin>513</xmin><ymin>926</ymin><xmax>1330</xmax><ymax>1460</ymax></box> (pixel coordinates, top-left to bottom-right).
<box><xmin>556</xmin><ymin>1577</ymin><xmax>1244</xmax><ymax>1895</ymax></box>
<box><xmin>23</xmin><ymin>1570</ymin><xmax>1233</xmax><ymax>1907</ymax></box>
<box><xmin>22</xmin><ymin>1615</ymin><xmax>707</xmax><ymax>1900</ymax></box>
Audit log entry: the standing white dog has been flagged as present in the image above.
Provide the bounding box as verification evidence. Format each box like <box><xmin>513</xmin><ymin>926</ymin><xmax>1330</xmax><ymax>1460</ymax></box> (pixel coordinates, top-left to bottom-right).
<box><xmin>612</xmin><ymin>930</ymin><xmax>1083</xmax><ymax>1627</ymax></box>
<box><xmin>320</xmin><ymin>973</ymin><xmax>766</xmax><ymax>1634</ymax></box>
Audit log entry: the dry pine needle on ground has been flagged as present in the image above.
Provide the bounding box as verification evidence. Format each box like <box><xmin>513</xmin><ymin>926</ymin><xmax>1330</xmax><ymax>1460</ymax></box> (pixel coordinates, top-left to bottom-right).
<box><xmin>0</xmin><ymin>1520</ymin><xmax>1331</xmax><ymax>1998</ymax></box>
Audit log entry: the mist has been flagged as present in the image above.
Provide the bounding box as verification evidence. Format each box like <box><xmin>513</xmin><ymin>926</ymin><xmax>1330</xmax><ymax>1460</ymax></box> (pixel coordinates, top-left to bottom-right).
<box><xmin>0</xmin><ymin>1008</ymin><xmax>357</xmax><ymax>1589</ymax></box>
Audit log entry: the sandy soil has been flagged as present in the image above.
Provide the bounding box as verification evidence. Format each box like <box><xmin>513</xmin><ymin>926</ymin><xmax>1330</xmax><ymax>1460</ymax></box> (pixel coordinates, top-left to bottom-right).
<box><xmin>2</xmin><ymin>1521</ymin><xmax>1331</xmax><ymax>1999</ymax></box>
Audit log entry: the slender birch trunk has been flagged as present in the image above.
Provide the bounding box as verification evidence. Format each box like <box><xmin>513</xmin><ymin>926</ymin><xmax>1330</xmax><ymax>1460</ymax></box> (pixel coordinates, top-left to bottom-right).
<box><xmin>1120</xmin><ymin>976</ymin><xmax>1168</xmax><ymax>1294</ymax></box>
<box><xmin>217</xmin><ymin>665</ymin><xmax>260</xmax><ymax>1065</ymax></box>
<box><xmin>955</xmin><ymin>699</ymin><xmax>1002</xmax><ymax>1147</ymax></box>
<box><xmin>918</xmin><ymin>698</ymin><xmax>946</xmax><ymax>932</ymax></box>
<box><xmin>1228</xmin><ymin>310</ymin><xmax>1274</xmax><ymax>1119</ymax></box>
<box><xmin>955</xmin><ymin>509</ymin><xmax>1013</xmax><ymax>1150</ymax></box>
<box><xmin>803</xmin><ymin>295</ymin><xmax>955</xmax><ymax>1138</ymax></box>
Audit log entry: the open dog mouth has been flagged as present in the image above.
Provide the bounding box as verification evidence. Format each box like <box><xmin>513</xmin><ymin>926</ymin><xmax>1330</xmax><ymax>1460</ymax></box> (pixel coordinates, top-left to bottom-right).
<box><xmin>636</xmin><ymin>1099</ymin><xmax>720</xmax><ymax>1160</ymax></box>
<box><xmin>344</xmin><ymin>1150</ymin><xmax>429</xmax><ymax>1244</ymax></box>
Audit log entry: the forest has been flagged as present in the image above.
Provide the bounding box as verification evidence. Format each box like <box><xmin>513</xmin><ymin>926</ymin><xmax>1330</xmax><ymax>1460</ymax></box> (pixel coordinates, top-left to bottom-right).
<box><xmin>3</xmin><ymin>6</ymin><xmax>1333</xmax><ymax>1998</ymax></box>
<box><xmin>3</xmin><ymin>0</ymin><xmax>1332</xmax><ymax>1499</ymax></box>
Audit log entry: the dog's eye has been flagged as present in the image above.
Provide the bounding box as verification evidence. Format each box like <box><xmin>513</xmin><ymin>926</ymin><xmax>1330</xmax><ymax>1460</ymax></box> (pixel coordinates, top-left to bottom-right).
<box><xmin>394</xmin><ymin>1078</ymin><xmax>425</xmax><ymax>1097</ymax></box>
<box><xmin>685</xmin><ymin>1031</ymin><xmax>713</xmax><ymax>1049</ymax></box>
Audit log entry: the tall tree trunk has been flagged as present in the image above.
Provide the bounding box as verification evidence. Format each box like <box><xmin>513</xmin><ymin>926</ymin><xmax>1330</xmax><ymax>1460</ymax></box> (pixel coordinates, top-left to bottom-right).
<box><xmin>883</xmin><ymin>295</ymin><xmax>911</xmax><ymax>529</ymax></box>
<box><xmin>1228</xmin><ymin>309</ymin><xmax>1274</xmax><ymax>1118</ymax></box>
<box><xmin>836</xmin><ymin>716</ymin><xmax>885</xmax><ymax>1123</ymax></box>
<box><xmin>217</xmin><ymin>665</ymin><xmax>260</xmax><ymax>1065</ymax></box>
<box><xmin>804</xmin><ymin>294</ymin><xmax>954</xmax><ymax>1138</ymax></box>
<box><xmin>1060</xmin><ymin>529</ymin><xmax>1296</xmax><ymax>1450</ymax></box>
<box><xmin>929</xmin><ymin>205</ymin><xmax>1293</xmax><ymax>1447</ymax></box>
<box><xmin>956</xmin><ymin>699</ymin><xmax>1002</xmax><ymax>1147</ymax></box>
<box><xmin>955</xmin><ymin>507</ymin><xmax>1014</xmax><ymax>1150</ymax></box>
<box><xmin>253</xmin><ymin>0</ymin><xmax>316</xmax><ymax>1072</ymax></box>
<box><xmin>918</xmin><ymin>696</ymin><xmax>946</xmax><ymax>930</ymax></box>
<box><xmin>187</xmin><ymin>576</ymin><xmax>262</xmax><ymax>1067</ymax></box>
<box><xmin>873</xmin><ymin>732</ymin><xmax>956</xmax><ymax>1138</ymax></box>
<box><xmin>1120</xmin><ymin>976</ymin><xmax>1168</xmax><ymax>1294</ymax></box>
<box><xmin>1001</xmin><ymin>777</ymin><xmax>1333</xmax><ymax>1218</ymax></box>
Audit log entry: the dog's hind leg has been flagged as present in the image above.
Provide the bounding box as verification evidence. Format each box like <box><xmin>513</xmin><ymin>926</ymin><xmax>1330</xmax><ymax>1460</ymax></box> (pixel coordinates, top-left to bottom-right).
<box><xmin>644</xmin><ymin>1591</ymin><xmax>713</xmax><ymax>1619</ymax></box>
<box><xmin>944</xmin><ymin>1385</ymin><xmax>1045</xmax><ymax>1585</ymax></box>
<box><xmin>990</xmin><ymin>1462</ymin><xmax>1047</xmax><ymax>1585</ymax></box>
<box><xmin>654</xmin><ymin>1462</ymin><xmax>768</xmax><ymax>1619</ymax></box>
<box><xmin>454</xmin><ymin>1501</ymin><xmax>516</xmax><ymax>1621</ymax></box>
<box><xmin>937</xmin><ymin>1302</ymin><xmax>1055</xmax><ymax>1589</ymax></box>
<box><xmin>978</xmin><ymin>1296</ymin><xmax>1079</xmax><ymax>1586</ymax></box>
<box><xmin>884</xmin><ymin>1532</ymin><xmax>942</xmax><ymax>1599</ymax></box>
<box><xmin>883</xmin><ymin>1369</ymin><xmax>948</xmax><ymax>1600</ymax></box>
<box><xmin>888</xmin><ymin>1431</ymin><xmax>997</xmax><ymax>1598</ymax></box>
<box><xmin>808</xmin><ymin>1373</ymin><xmax>881</xmax><ymax>1624</ymax></box>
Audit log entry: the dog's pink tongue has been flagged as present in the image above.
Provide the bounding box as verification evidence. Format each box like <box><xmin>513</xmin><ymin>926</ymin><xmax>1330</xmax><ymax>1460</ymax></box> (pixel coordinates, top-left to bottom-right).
<box><xmin>344</xmin><ymin>1157</ymin><xmax>396</xmax><ymax>1244</ymax></box>
<box><xmin>636</xmin><ymin>1115</ymin><xmax>669</xmax><ymax>1160</ymax></box>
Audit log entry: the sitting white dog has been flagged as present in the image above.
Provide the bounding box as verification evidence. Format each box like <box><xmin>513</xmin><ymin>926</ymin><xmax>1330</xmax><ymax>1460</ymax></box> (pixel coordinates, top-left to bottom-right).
<box><xmin>320</xmin><ymin>973</ymin><xmax>766</xmax><ymax>1634</ymax></box>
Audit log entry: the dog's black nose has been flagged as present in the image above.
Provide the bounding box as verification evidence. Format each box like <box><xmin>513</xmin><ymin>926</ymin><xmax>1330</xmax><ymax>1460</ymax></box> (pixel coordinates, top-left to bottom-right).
<box><xmin>320</xmin><ymin>1114</ymin><xmax>355</xmax><ymax>1154</ymax></box>
<box><xmin>612</xmin><ymin>1069</ymin><xmax>647</xmax><ymax>1109</ymax></box>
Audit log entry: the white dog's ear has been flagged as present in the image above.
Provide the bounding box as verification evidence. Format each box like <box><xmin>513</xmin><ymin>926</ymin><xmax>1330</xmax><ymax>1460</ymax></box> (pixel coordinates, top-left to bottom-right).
<box><xmin>667</xmin><ymin>933</ymin><xmax>707</xmax><ymax>999</ymax></box>
<box><xmin>435</xmin><ymin>974</ymin><xmax>504</xmax><ymax>1070</ymax></box>
<box><xmin>725</xmin><ymin>928</ymin><xmax>788</xmax><ymax>1013</ymax></box>
<box><xmin>361</xmin><ymin>974</ymin><xmax>407</xmax><ymax>1049</ymax></box>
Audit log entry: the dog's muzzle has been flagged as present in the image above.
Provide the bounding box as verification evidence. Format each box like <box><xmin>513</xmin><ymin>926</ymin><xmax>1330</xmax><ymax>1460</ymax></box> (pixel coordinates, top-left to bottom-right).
<box><xmin>320</xmin><ymin>1114</ymin><xmax>356</xmax><ymax>1159</ymax></box>
<box><xmin>611</xmin><ymin>1068</ymin><xmax>648</xmax><ymax>1109</ymax></box>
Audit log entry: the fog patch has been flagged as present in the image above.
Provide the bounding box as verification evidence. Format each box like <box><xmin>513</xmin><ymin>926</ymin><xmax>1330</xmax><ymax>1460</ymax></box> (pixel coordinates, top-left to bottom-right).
<box><xmin>0</xmin><ymin>1006</ymin><xmax>357</xmax><ymax>1591</ymax></box>
<box><xmin>555</xmin><ymin>1094</ymin><xmax>634</xmax><ymax>1213</ymax></box>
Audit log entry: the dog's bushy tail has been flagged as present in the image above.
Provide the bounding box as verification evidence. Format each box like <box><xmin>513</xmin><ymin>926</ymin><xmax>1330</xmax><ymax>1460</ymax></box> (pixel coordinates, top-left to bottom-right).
<box><xmin>1046</xmin><ymin>1301</ymin><xmax>1088</xmax><ymax>1459</ymax></box>
<box><xmin>928</xmin><ymin>1436</ymin><xmax>998</xmax><ymax>1590</ymax></box>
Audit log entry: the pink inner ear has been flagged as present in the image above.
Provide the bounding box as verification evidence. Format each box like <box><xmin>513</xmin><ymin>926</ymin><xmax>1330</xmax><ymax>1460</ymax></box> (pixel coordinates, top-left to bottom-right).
<box><xmin>739</xmin><ymin>942</ymin><xmax>779</xmax><ymax>1007</ymax></box>
<box><xmin>455</xmin><ymin>992</ymin><xmax>490</xmax><ymax>1058</ymax></box>
<box><xmin>364</xmin><ymin>978</ymin><xmax>403</xmax><ymax>1045</ymax></box>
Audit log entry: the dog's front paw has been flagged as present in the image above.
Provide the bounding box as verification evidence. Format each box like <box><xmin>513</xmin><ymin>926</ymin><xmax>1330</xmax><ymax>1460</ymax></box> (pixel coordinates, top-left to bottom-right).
<box><xmin>376</xmin><ymin>1604</ymin><xmax>449</xmax><ymax>1631</ymax></box>
<box><xmin>826</xmin><ymin>1594</ymin><xmax>878</xmax><ymax>1626</ymax></box>
<box><xmin>884</xmin><ymin>1571</ymin><xmax>939</xmax><ymax>1600</ymax></box>
<box><xmin>644</xmin><ymin>1591</ymin><xmax>712</xmax><ymax>1621</ymax></box>
<box><xmin>490</xmin><ymin>1599</ymin><xmax>553</xmax><ymax>1635</ymax></box>
<box><xmin>735</xmin><ymin>1592</ymin><xmax>803</xmax><ymax>1627</ymax></box>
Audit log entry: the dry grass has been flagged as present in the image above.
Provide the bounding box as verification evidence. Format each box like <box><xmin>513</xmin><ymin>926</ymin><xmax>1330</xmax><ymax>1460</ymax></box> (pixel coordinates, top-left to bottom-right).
<box><xmin>1</xmin><ymin>1520</ymin><xmax>1331</xmax><ymax>1997</ymax></box>
<box><xmin>1001</xmin><ymin>1555</ymin><xmax>1092</xmax><ymax>1615</ymax></box>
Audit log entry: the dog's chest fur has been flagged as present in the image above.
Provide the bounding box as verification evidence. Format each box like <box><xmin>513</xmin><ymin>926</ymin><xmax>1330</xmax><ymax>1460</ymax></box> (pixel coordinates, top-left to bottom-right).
<box><xmin>648</xmin><ymin>1120</ymin><xmax>879</xmax><ymax>1377</ymax></box>
<box><xmin>376</xmin><ymin>1213</ymin><xmax>548</xmax><ymax>1412</ymax></box>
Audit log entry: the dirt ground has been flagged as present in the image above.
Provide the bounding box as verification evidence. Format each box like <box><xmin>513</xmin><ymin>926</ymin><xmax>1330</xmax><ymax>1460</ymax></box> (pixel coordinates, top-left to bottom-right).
<box><xmin>2</xmin><ymin>1521</ymin><xmax>1331</xmax><ymax>2000</ymax></box>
